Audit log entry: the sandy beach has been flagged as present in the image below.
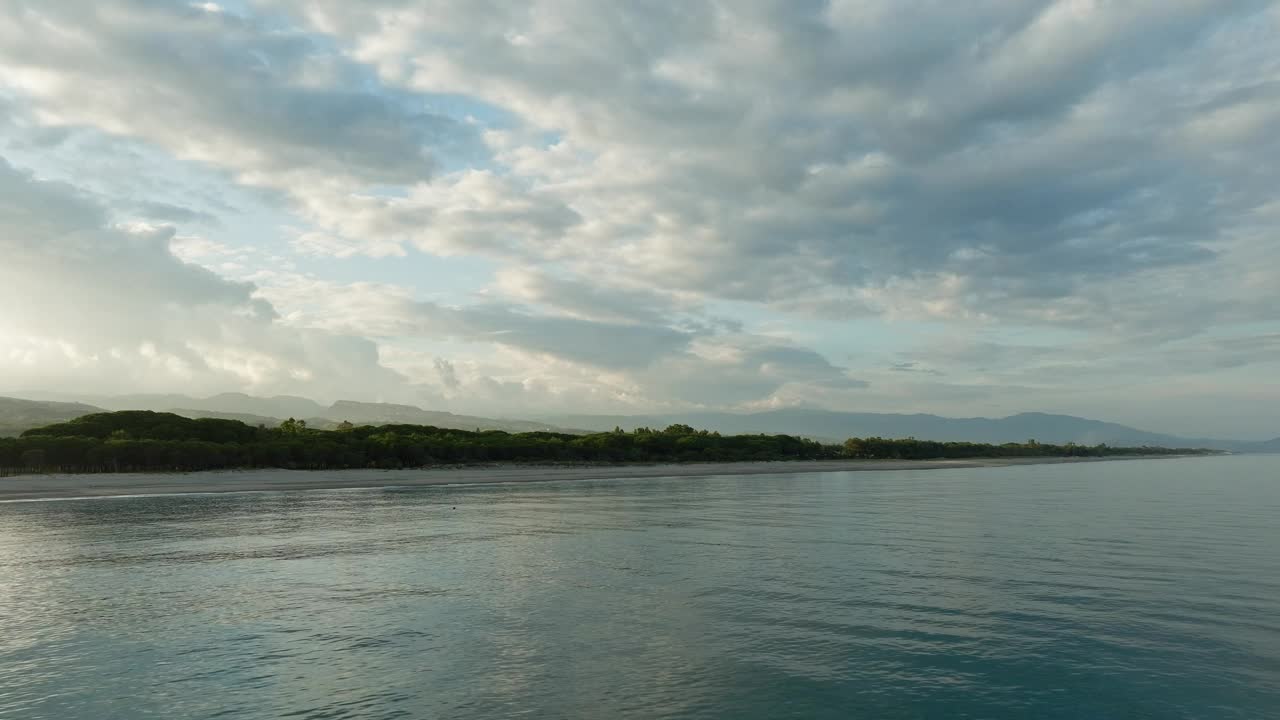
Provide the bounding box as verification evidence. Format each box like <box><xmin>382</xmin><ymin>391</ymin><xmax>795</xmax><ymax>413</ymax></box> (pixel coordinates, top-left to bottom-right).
<box><xmin>0</xmin><ymin>455</ymin><xmax>1191</xmax><ymax>502</ymax></box>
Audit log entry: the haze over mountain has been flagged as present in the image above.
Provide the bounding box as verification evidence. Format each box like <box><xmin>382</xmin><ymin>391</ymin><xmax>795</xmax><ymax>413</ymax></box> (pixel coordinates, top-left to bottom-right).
<box><xmin>0</xmin><ymin>396</ymin><xmax>106</xmax><ymax>437</ymax></box>
<box><xmin>1</xmin><ymin>393</ymin><xmax>576</xmax><ymax>435</ymax></box>
<box><xmin>4</xmin><ymin>392</ymin><xmax>1275</xmax><ymax>453</ymax></box>
<box><xmin>542</xmin><ymin>409</ymin><xmax>1280</xmax><ymax>453</ymax></box>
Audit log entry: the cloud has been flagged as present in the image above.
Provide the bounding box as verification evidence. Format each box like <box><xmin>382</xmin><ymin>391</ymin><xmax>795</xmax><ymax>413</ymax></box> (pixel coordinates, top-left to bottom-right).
<box><xmin>251</xmin><ymin>0</ymin><xmax>1276</xmax><ymax>332</ymax></box>
<box><xmin>250</xmin><ymin>272</ymin><xmax>863</xmax><ymax>408</ymax></box>
<box><xmin>630</xmin><ymin>339</ymin><xmax>867</xmax><ymax>407</ymax></box>
<box><xmin>889</xmin><ymin>362</ymin><xmax>943</xmax><ymax>376</ymax></box>
<box><xmin>1</xmin><ymin>0</ymin><xmax>1277</xmax><ymax>431</ymax></box>
<box><xmin>0</xmin><ymin>0</ymin><xmax>473</xmax><ymax>189</ymax></box>
<box><xmin>292</xmin><ymin>170</ymin><xmax>581</xmax><ymax>259</ymax></box>
<box><xmin>492</xmin><ymin>267</ymin><xmax>702</xmax><ymax>327</ymax></box>
<box><xmin>426</xmin><ymin>303</ymin><xmax>694</xmax><ymax>370</ymax></box>
<box><xmin>0</xmin><ymin>160</ymin><xmax>253</xmax><ymax>319</ymax></box>
<box><xmin>134</xmin><ymin>201</ymin><xmax>222</xmax><ymax>227</ymax></box>
<box><xmin>0</xmin><ymin>157</ymin><xmax>407</xmax><ymax>399</ymax></box>
<box><xmin>251</xmin><ymin>274</ymin><xmax>691</xmax><ymax>369</ymax></box>
<box><xmin>9</xmin><ymin>1</ymin><xmax>1275</xmax><ymax>337</ymax></box>
<box><xmin>433</xmin><ymin>357</ymin><xmax>461</xmax><ymax>391</ymax></box>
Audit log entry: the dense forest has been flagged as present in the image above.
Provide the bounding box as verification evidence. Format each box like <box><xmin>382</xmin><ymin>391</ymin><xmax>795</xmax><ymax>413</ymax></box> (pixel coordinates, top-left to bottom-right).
<box><xmin>0</xmin><ymin>411</ymin><xmax>1215</xmax><ymax>476</ymax></box>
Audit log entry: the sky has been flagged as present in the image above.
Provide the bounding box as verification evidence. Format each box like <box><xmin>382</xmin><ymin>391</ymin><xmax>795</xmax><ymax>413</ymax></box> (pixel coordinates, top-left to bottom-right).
<box><xmin>1</xmin><ymin>0</ymin><xmax>1278</xmax><ymax>439</ymax></box>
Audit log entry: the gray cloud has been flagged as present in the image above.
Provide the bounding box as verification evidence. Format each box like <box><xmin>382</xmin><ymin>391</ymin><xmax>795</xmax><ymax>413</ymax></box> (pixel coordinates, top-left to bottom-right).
<box><xmin>135</xmin><ymin>201</ymin><xmax>222</xmax><ymax>227</ymax></box>
<box><xmin>0</xmin><ymin>0</ymin><xmax>475</xmax><ymax>187</ymax></box>
<box><xmin>634</xmin><ymin>340</ymin><xmax>869</xmax><ymax>407</ymax></box>
<box><xmin>423</xmin><ymin>303</ymin><xmax>694</xmax><ymax>370</ymax></box>
<box><xmin>259</xmin><ymin>0</ymin><xmax>1276</xmax><ymax>335</ymax></box>
<box><xmin>433</xmin><ymin>358</ymin><xmax>461</xmax><ymax>391</ymax></box>
<box><xmin>889</xmin><ymin>362</ymin><xmax>943</xmax><ymax>376</ymax></box>
<box><xmin>8</xmin><ymin>0</ymin><xmax>1274</xmax><ymax>333</ymax></box>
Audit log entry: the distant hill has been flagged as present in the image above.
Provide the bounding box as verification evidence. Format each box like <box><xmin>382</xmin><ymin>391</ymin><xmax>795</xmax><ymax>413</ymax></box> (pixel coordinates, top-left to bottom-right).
<box><xmin>326</xmin><ymin>401</ymin><xmax>578</xmax><ymax>433</ymax></box>
<box><xmin>101</xmin><ymin>392</ymin><xmax>326</xmax><ymax>419</ymax></box>
<box><xmin>160</xmin><ymin>401</ymin><xmax>579</xmax><ymax>434</ymax></box>
<box><xmin>539</xmin><ymin>409</ymin><xmax>1278</xmax><ymax>453</ymax></box>
<box><xmin>1</xmin><ymin>392</ymin><xmax>582</xmax><ymax>436</ymax></box>
<box><xmin>166</xmin><ymin>408</ymin><xmax>291</xmax><ymax>427</ymax></box>
<box><xmin>0</xmin><ymin>396</ymin><xmax>105</xmax><ymax>437</ymax></box>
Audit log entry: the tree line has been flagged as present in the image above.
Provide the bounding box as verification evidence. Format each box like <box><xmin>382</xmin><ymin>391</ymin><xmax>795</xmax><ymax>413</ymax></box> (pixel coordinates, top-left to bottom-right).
<box><xmin>0</xmin><ymin>411</ymin><xmax>1215</xmax><ymax>476</ymax></box>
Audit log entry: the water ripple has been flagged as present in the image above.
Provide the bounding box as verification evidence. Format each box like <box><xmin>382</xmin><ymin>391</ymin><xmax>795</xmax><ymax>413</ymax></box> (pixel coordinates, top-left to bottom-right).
<box><xmin>1</xmin><ymin>455</ymin><xmax>1278</xmax><ymax>719</ymax></box>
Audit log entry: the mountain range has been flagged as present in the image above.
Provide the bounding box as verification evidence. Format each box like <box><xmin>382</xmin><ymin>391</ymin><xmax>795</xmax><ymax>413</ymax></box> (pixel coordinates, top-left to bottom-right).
<box><xmin>0</xmin><ymin>397</ymin><xmax>105</xmax><ymax>437</ymax></box>
<box><xmin>2</xmin><ymin>393</ymin><xmax>1276</xmax><ymax>452</ymax></box>
<box><xmin>539</xmin><ymin>409</ymin><xmax>1279</xmax><ymax>453</ymax></box>
<box><xmin>0</xmin><ymin>393</ymin><xmax>578</xmax><ymax>436</ymax></box>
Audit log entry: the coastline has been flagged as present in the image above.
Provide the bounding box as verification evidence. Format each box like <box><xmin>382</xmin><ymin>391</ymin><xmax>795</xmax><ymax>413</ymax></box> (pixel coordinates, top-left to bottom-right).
<box><xmin>0</xmin><ymin>455</ymin><xmax>1198</xmax><ymax>502</ymax></box>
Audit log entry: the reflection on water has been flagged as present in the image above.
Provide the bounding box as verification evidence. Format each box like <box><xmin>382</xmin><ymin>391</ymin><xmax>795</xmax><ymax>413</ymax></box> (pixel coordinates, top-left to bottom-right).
<box><xmin>2</xmin><ymin>456</ymin><xmax>1279</xmax><ymax>719</ymax></box>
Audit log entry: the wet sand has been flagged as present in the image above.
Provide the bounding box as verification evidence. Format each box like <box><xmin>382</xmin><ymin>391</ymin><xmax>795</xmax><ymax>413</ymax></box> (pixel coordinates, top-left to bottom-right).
<box><xmin>0</xmin><ymin>455</ymin><xmax>1190</xmax><ymax>502</ymax></box>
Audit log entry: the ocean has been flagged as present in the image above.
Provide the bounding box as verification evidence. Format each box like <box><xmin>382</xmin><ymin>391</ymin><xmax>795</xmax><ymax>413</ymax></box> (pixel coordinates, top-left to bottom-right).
<box><xmin>1</xmin><ymin>455</ymin><xmax>1277</xmax><ymax>718</ymax></box>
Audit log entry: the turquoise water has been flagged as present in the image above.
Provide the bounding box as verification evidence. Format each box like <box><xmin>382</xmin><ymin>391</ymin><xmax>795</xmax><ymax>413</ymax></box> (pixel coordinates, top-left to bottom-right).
<box><xmin>1</xmin><ymin>456</ymin><xmax>1278</xmax><ymax>719</ymax></box>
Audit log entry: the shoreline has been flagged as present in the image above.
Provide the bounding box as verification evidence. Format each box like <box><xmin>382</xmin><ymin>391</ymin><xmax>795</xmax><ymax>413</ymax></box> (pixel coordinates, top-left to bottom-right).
<box><xmin>0</xmin><ymin>455</ymin><xmax>1202</xmax><ymax>502</ymax></box>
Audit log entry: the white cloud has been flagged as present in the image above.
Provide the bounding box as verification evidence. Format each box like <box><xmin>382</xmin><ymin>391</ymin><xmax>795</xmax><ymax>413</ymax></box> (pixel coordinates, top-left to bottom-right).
<box><xmin>0</xmin><ymin>158</ymin><xmax>408</xmax><ymax>400</ymax></box>
<box><xmin>291</xmin><ymin>170</ymin><xmax>581</xmax><ymax>259</ymax></box>
<box><xmin>248</xmin><ymin>271</ymin><xmax>863</xmax><ymax>409</ymax></box>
